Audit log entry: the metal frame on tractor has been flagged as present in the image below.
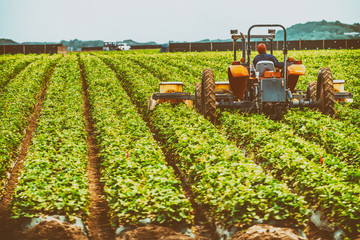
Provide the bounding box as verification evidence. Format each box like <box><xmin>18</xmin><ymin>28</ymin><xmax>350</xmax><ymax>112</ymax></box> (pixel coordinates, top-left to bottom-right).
<box><xmin>148</xmin><ymin>24</ymin><xmax>353</xmax><ymax>122</ymax></box>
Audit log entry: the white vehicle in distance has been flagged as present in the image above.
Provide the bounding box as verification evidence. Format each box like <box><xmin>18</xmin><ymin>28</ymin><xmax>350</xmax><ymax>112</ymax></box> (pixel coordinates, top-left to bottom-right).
<box><xmin>117</xmin><ymin>42</ymin><xmax>131</xmax><ymax>51</ymax></box>
<box><xmin>103</xmin><ymin>41</ymin><xmax>131</xmax><ymax>51</ymax></box>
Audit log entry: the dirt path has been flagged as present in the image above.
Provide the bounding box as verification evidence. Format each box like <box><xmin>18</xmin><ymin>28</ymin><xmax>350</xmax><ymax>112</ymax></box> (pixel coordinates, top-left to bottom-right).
<box><xmin>167</xmin><ymin>158</ymin><xmax>218</xmax><ymax>240</ymax></box>
<box><xmin>79</xmin><ymin>58</ymin><xmax>115</xmax><ymax>240</ymax></box>
<box><xmin>0</xmin><ymin>66</ymin><xmax>55</xmax><ymax>239</ymax></box>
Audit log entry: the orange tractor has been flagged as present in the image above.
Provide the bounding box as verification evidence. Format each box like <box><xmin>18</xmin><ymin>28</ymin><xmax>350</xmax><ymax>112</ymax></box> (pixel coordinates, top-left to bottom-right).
<box><xmin>148</xmin><ymin>24</ymin><xmax>353</xmax><ymax>122</ymax></box>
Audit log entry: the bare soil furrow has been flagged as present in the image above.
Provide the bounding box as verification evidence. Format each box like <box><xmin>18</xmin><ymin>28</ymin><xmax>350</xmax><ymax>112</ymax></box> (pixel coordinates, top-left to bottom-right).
<box><xmin>80</xmin><ymin>58</ymin><xmax>115</xmax><ymax>240</ymax></box>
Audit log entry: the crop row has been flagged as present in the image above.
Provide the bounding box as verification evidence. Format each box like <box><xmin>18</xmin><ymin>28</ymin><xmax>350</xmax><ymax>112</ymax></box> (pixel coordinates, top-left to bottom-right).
<box><xmin>0</xmin><ymin>54</ymin><xmax>41</xmax><ymax>92</ymax></box>
<box><xmin>0</xmin><ymin>55</ymin><xmax>61</xmax><ymax>199</ymax></box>
<box><xmin>100</xmin><ymin>55</ymin><xmax>308</xmax><ymax>227</ymax></box>
<box><xmin>99</xmin><ymin>54</ymin><xmax>158</xmax><ymax>111</ymax></box>
<box><xmin>218</xmin><ymin>111</ymin><xmax>360</xmax><ymax>233</ymax></box>
<box><xmin>79</xmin><ymin>54</ymin><xmax>193</xmax><ymax>226</ymax></box>
<box><xmin>283</xmin><ymin>110</ymin><xmax>360</xmax><ymax>168</ymax></box>
<box><xmin>11</xmin><ymin>55</ymin><xmax>90</xmax><ymax>219</ymax></box>
<box><xmin>0</xmin><ymin>54</ymin><xmax>33</xmax><ymax>66</ymax></box>
<box><xmin>124</xmin><ymin>54</ymin><xmax>199</xmax><ymax>92</ymax></box>
<box><xmin>222</xmin><ymin>111</ymin><xmax>360</xmax><ymax>184</ymax></box>
<box><xmin>335</xmin><ymin>104</ymin><xmax>360</xmax><ymax>128</ymax></box>
<box><xmin>152</xmin><ymin>51</ymin><xmax>231</xmax><ymax>80</ymax></box>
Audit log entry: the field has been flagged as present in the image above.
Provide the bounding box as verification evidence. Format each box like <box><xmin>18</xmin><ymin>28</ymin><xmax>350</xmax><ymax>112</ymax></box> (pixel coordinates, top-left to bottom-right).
<box><xmin>0</xmin><ymin>49</ymin><xmax>360</xmax><ymax>239</ymax></box>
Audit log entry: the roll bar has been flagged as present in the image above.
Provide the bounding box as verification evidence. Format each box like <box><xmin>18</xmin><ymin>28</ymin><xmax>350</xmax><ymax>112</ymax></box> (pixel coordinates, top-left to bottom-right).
<box><xmin>231</xmin><ymin>24</ymin><xmax>288</xmax><ymax>73</ymax></box>
<box><xmin>247</xmin><ymin>24</ymin><xmax>287</xmax><ymax>64</ymax></box>
<box><xmin>247</xmin><ymin>24</ymin><xmax>288</xmax><ymax>77</ymax></box>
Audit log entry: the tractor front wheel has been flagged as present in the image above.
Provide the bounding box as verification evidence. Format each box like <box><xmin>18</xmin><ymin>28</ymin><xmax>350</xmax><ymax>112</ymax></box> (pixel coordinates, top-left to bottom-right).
<box><xmin>317</xmin><ymin>67</ymin><xmax>335</xmax><ymax>116</ymax></box>
<box><xmin>201</xmin><ymin>69</ymin><xmax>216</xmax><ymax>123</ymax></box>
<box><xmin>306</xmin><ymin>81</ymin><xmax>317</xmax><ymax>102</ymax></box>
<box><xmin>195</xmin><ymin>82</ymin><xmax>202</xmax><ymax>113</ymax></box>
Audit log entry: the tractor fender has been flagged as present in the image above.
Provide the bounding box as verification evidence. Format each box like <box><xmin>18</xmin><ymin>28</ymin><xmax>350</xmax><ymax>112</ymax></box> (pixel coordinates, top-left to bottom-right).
<box><xmin>228</xmin><ymin>65</ymin><xmax>249</xmax><ymax>100</ymax></box>
<box><xmin>288</xmin><ymin>64</ymin><xmax>305</xmax><ymax>76</ymax></box>
<box><xmin>228</xmin><ymin>65</ymin><xmax>249</xmax><ymax>78</ymax></box>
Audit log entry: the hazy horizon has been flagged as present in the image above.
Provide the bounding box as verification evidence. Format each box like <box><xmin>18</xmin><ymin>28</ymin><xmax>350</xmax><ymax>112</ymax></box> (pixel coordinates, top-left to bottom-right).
<box><xmin>1</xmin><ymin>0</ymin><xmax>359</xmax><ymax>44</ymax></box>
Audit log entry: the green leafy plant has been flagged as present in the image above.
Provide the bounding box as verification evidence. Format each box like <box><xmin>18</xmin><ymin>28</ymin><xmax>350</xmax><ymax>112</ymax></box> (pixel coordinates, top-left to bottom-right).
<box><xmin>283</xmin><ymin>109</ymin><xmax>360</xmax><ymax>168</ymax></box>
<box><xmin>0</xmin><ymin>54</ymin><xmax>41</xmax><ymax>92</ymax></box>
<box><xmin>11</xmin><ymin>55</ymin><xmax>90</xmax><ymax>219</ymax></box>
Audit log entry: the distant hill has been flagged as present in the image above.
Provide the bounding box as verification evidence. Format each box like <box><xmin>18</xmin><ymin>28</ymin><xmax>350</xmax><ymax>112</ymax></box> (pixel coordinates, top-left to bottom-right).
<box><xmin>1</xmin><ymin>21</ymin><xmax>359</xmax><ymax>47</ymax></box>
<box><xmin>23</xmin><ymin>41</ymin><xmax>60</xmax><ymax>45</ymax></box>
<box><xmin>0</xmin><ymin>38</ymin><xmax>18</xmax><ymax>45</ymax></box>
<box><xmin>275</xmin><ymin>20</ymin><xmax>360</xmax><ymax>40</ymax></box>
<box><xmin>183</xmin><ymin>21</ymin><xmax>360</xmax><ymax>43</ymax></box>
<box><xmin>122</xmin><ymin>39</ymin><xmax>158</xmax><ymax>46</ymax></box>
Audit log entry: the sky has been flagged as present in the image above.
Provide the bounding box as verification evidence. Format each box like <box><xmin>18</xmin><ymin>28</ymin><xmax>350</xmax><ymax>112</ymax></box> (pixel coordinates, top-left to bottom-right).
<box><xmin>1</xmin><ymin>0</ymin><xmax>359</xmax><ymax>44</ymax></box>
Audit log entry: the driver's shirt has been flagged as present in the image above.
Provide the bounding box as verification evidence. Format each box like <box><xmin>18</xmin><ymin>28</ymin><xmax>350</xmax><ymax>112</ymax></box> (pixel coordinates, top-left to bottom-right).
<box><xmin>253</xmin><ymin>53</ymin><xmax>284</xmax><ymax>68</ymax></box>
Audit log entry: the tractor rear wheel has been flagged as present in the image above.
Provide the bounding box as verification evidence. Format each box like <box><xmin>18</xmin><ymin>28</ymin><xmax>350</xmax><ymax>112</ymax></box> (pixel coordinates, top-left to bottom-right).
<box><xmin>201</xmin><ymin>69</ymin><xmax>216</xmax><ymax>123</ymax></box>
<box><xmin>317</xmin><ymin>67</ymin><xmax>335</xmax><ymax>116</ymax></box>
<box><xmin>306</xmin><ymin>81</ymin><xmax>317</xmax><ymax>101</ymax></box>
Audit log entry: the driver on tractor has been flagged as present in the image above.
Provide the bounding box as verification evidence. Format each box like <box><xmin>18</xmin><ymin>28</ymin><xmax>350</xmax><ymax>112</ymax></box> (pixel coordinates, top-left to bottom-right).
<box><xmin>253</xmin><ymin>43</ymin><xmax>284</xmax><ymax>69</ymax></box>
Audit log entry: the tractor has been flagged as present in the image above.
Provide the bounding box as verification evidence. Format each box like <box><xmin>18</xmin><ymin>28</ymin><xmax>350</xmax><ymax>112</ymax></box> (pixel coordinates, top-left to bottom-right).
<box><xmin>148</xmin><ymin>24</ymin><xmax>353</xmax><ymax>122</ymax></box>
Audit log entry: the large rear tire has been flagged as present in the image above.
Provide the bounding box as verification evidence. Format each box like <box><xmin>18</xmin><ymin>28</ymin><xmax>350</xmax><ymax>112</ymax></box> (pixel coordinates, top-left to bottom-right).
<box><xmin>201</xmin><ymin>69</ymin><xmax>216</xmax><ymax>123</ymax></box>
<box><xmin>317</xmin><ymin>67</ymin><xmax>335</xmax><ymax>116</ymax></box>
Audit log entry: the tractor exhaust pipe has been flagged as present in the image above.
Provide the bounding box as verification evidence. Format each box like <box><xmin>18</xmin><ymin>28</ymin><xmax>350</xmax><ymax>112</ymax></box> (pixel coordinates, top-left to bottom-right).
<box><xmin>231</xmin><ymin>30</ymin><xmax>246</xmax><ymax>63</ymax></box>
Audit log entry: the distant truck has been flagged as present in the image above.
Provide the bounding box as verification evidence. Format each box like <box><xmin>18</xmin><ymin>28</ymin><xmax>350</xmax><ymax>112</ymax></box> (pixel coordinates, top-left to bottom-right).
<box><xmin>117</xmin><ymin>42</ymin><xmax>131</xmax><ymax>51</ymax></box>
<box><xmin>103</xmin><ymin>41</ymin><xmax>131</xmax><ymax>51</ymax></box>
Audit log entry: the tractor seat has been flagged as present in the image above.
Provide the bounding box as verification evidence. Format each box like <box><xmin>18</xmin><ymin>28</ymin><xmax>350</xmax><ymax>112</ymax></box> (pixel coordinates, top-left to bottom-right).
<box><xmin>256</xmin><ymin>61</ymin><xmax>275</xmax><ymax>77</ymax></box>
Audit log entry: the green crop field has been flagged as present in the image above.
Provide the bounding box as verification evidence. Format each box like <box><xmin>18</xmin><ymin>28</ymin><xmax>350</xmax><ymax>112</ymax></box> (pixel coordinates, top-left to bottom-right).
<box><xmin>0</xmin><ymin>49</ymin><xmax>359</xmax><ymax>239</ymax></box>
